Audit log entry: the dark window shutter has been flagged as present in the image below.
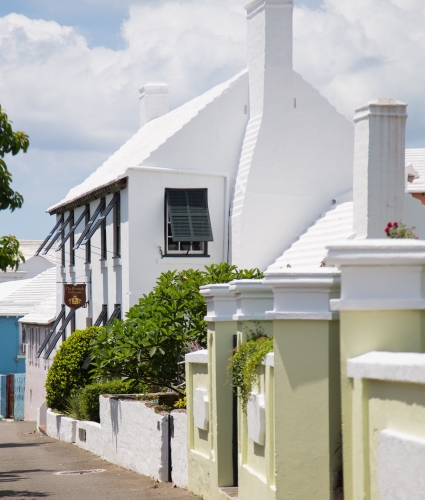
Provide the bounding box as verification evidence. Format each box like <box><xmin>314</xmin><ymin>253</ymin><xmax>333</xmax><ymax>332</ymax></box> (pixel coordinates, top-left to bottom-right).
<box><xmin>166</xmin><ymin>189</ymin><xmax>213</xmax><ymax>242</ymax></box>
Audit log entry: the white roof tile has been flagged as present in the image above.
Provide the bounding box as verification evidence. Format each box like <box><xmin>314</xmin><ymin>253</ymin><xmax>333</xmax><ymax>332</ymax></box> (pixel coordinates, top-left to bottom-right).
<box><xmin>267</xmin><ymin>200</ymin><xmax>354</xmax><ymax>271</ymax></box>
<box><xmin>406</xmin><ymin>149</ymin><xmax>425</xmax><ymax>193</ymax></box>
<box><xmin>48</xmin><ymin>70</ymin><xmax>248</xmax><ymax>212</ymax></box>
<box><xmin>0</xmin><ymin>267</ymin><xmax>56</xmax><ymax>317</ymax></box>
<box><xmin>19</xmin><ymin>292</ymin><xmax>57</xmax><ymax>325</ymax></box>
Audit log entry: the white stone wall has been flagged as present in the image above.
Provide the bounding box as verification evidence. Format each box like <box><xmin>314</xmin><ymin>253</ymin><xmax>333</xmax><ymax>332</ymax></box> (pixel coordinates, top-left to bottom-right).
<box><xmin>76</xmin><ymin>420</ymin><xmax>103</xmax><ymax>456</ymax></box>
<box><xmin>171</xmin><ymin>410</ymin><xmax>188</xmax><ymax>489</ymax></box>
<box><xmin>100</xmin><ymin>396</ymin><xmax>170</xmax><ymax>482</ymax></box>
<box><xmin>43</xmin><ymin>396</ymin><xmax>188</xmax><ymax>485</ymax></box>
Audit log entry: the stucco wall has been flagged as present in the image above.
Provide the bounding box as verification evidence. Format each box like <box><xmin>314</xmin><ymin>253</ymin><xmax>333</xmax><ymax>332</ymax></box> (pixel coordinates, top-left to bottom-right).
<box><xmin>44</xmin><ymin>396</ymin><xmax>188</xmax><ymax>484</ymax></box>
<box><xmin>171</xmin><ymin>410</ymin><xmax>188</xmax><ymax>489</ymax></box>
<box><xmin>100</xmin><ymin>396</ymin><xmax>170</xmax><ymax>482</ymax></box>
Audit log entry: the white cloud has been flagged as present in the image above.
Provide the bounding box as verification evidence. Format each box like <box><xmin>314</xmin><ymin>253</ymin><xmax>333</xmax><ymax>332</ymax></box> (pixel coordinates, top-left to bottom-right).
<box><xmin>293</xmin><ymin>0</ymin><xmax>425</xmax><ymax>144</ymax></box>
<box><xmin>0</xmin><ymin>0</ymin><xmax>425</xmax><ymax>237</ymax></box>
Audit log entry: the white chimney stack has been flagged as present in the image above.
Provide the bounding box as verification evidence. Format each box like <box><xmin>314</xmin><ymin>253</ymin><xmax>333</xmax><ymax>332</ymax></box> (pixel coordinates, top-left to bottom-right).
<box><xmin>245</xmin><ymin>0</ymin><xmax>294</xmax><ymax>117</ymax></box>
<box><xmin>139</xmin><ymin>82</ymin><xmax>169</xmax><ymax>128</ymax></box>
<box><xmin>353</xmin><ymin>98</ymin><xmax>408</xmax><ymax>239</ymax></box>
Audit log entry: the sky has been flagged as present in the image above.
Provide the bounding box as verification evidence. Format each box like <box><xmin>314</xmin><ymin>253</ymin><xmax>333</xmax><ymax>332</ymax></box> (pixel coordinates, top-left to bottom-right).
<box><xmin>0</xmin><ymin>0</ymin><xmax>424</xmax><ymax>239</ymax></box>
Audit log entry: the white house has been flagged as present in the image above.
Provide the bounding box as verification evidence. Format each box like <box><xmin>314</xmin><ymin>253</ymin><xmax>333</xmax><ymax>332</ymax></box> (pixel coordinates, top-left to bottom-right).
<box><xmin>35</xmin><ymin>0</ymin><xmax>354</xmax><ymax>349</ymax></box>
<box><xmin>0</xmin><ymin>240</ymin><xmax>56</xmax><ymax>283</ymax></box>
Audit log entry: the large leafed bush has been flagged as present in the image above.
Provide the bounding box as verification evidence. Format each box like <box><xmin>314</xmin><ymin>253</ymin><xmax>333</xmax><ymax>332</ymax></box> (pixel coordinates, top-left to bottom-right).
<box><xmin>91</xmin><ymin>263</ymin><xmax>263</xmax><ymax>393</ymax></box>
<box><xmin>46</xmin><ymin>326</ymin><xmax>100</xmax><ymax>412</ymax></box>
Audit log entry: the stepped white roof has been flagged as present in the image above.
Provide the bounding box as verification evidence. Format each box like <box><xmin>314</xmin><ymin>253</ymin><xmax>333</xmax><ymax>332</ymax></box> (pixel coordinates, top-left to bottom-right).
<box><xmin>48</xmin><ymin>70</ymin><xmax>248</xmax><ymax>213</ymax></box>
<box><xmin>0</xmin><ymin>267</ymin><xmax>56</xmax><ymax>317</ymax></box>
<box><xmin>267</xmin><ymin>199</ymin><xmax>354</xmax><ymax>271</ymax></box>
<box><xmin>19</xmin><ymin>292</ymin><xmax>57</xmax><ymax>325</ymax></box>
<box><xmin>267</xmin><ymin>148</ymin><xmax>425</xmax><ymax>272</ymax></box>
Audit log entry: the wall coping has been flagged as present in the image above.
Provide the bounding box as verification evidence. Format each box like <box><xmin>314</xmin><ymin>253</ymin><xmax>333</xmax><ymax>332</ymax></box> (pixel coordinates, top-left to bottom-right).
<box><xmin>185</xmin><ymin>350</ymin><xmax>208</xmax><ymax>364</ymax></box>
<box><xmin>263</xmin><ymin>269</ymin><xmax>341</xmax><ymax>320</ymax></box>
<box><xmin>229</xmin><ymin>279</ymin><xmax>273</xmax><ymax>321</ymax></box>
<box><xmin>200</xmin><ymin>284</ymin><xmax>237</xmax><ymax>322</ymax></box>
<box><xmin>347</xmin><ymin>351</ymin><xmax>425</xmax><ymax>384</ymax></box>
<box><xmin>327</xmin><ymin>240</ymin><xmax>425</xmax><ymax>267</ymax></box>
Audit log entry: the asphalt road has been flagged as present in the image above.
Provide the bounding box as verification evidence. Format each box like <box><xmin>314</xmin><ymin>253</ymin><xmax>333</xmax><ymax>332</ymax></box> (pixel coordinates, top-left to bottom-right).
<box><xmin>0</xmin><ymin>420</ymin><xmax>198</xmax><ymax>500</ymax></box>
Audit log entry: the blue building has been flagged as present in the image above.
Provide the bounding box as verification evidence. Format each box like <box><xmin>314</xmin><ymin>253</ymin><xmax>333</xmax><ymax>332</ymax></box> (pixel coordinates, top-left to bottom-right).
<box><xmin>0</xmin><ymin>268</ymin><xmax>56</xmax><ymax>375</ymax></box>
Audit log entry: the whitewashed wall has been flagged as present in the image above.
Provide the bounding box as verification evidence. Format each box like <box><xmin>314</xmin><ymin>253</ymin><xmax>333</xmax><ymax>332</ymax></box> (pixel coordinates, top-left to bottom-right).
<box><xmin>43</xmin><ymin>396</ymin><xmax>188</xmax><ymax>486</ymax></box>
<box><xmin>171</xmin><ymin>410</ymin><xmax>188</xmax><ymax>489</ymax></box>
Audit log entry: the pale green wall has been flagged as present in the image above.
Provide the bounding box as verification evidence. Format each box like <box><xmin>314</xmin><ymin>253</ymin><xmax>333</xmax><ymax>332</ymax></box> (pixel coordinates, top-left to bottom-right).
<box><xmin>273</xmin><ymin>319</ymin><xmax>341</xmax><ymax>500</ymax></box>
<box><xmin>187</xmin><ymin>321</ymin><xmax>237</xmax><ymax>500</ymax></box>
<box><xmin>339</xmin><ymin>310</ymin><xmax>425</xmax><ymax>500</ymax></box>
<box><xmin>237</xmin><ymin>320</ymin><xmax>275</xmax><ymax>500</ymax></box>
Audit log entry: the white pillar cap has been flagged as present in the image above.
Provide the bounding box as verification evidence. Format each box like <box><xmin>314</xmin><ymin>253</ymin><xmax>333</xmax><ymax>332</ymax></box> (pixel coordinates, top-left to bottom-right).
<box><xmin>263</xmin><ymin>268</ymin><xmax>341</xmax><ymax>320</ymax></box>
<box><xmin>327</xmin><ymin>240</ymin><xmax>425</xmax><ymax>311</ymax></box>
<box><xmin>229</xmin><ymin>279</ymin><xmax>273</xmax><ymax>321</ymax></box>
<box><xmin>199</xmin><ymin>284</ymin><xmax>237</xmax><ymax>322</ymax></box>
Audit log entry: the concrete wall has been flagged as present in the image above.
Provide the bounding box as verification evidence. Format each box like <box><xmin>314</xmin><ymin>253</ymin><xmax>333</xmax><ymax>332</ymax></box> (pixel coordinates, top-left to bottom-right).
<box><xmin>171</xmin><ymin>410</ymin><xmax>188</xmax><ymax>489</ymax></box>
<box><xmin>44</xmin><ymin>395</ymin><xmax>187</xmax><ymax>485</ymax></box>
<box><xmin>0</xmin><ymin>316</ymin><xmax>25</xmax><ymax>374</ymax></box>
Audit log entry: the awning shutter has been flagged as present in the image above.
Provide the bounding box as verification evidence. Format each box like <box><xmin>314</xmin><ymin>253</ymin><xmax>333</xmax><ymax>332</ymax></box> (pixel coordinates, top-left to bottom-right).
<box><xmin>74</xmin><ymin>199</ymin><xmax>105</xmax><ymax>250</ymax></box>
<box><xmin>166</xmin><ymin>189</ymin><xmax>213</xmax><ymax>242</ymax></box>
<box><xmin>36</xmin><ymin>306</ymin><xmax>65</xmax><ymax>358</ymax></box>
<box><xmin>107</xmin><ymin>305</ymin><xmax>121</xmax><ymax>325</ymax></box>
<box><xmin>94</xmin><ymin>305</ymin><xmax>108</xmax><ymax>326</ymax></box>
<box><xmin>57</xmin><ymin>206</ymin><xmax>89</xmax><ymax>252</ymax></box>
<box><xmin>44</xmin><ymin>309</ymin><xmax>75</xmax><ymax>359</ymax></box>
<box><xmin>35</xmin><ymin>216</ymin><xmax>64</xmax><ymax>256</ymax></box>
<box><xmin>82</xmin><ymin>193</ymin><xmax>119</xmax><ymax>245</ymax></box>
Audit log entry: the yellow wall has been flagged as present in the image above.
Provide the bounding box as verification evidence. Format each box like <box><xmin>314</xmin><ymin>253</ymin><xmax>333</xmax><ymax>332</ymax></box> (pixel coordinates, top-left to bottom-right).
<box><xmin>273</xmin><ymin>319</ymin><xmax>341</xmax><ymax>500</ymax></box>
<box><xmin>187</xmin><ymin>321</ymin><xmax>237</xmax><ymax>500</ymax></box>
<box><xmin>237</xmin><ymin>320</ymin><xmax>275</xmax><ymax>500</ymax></box>
<box><xmin>339</xmin><ymin>310</ymin><xmax>425</xmax><ymax>500</ymax></box>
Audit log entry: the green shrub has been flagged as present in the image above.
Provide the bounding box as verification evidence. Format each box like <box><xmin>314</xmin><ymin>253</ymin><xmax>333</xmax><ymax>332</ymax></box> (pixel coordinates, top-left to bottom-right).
<box><xmin>91</xmin><ymin>263</ymin><xmax>264</xmax><ymax>393</ymax></box>
<box><xmin>79</xmin><ymin>380</ymin><xmax>147</xmax><ymax>422</ymax></box>
<box><xmin>45</xmin><ymin>326</ymin><xmax>100</xmax><ymax>412</ymax></box>
<box><xmin>228</xmin><ymin>332</ymin><xmax>273</xmax><ymax>411</ymax></box>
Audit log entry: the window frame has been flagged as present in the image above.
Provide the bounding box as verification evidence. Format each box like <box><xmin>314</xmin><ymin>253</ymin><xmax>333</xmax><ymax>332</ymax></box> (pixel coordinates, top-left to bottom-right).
<box><xmin>163</xmin><ymin>189</ymin><xmax>211</xmax><ymax>258</ymax></box>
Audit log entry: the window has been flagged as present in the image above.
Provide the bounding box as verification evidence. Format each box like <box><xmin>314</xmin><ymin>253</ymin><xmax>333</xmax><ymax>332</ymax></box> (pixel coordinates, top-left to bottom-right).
<box><xmin>69</xmin><ymin>210</ymin><xmax>75</xmax><ymax>267</ymax></box>
<box><xmin>113</xmin><ymin>193</ymin><xmax>121</xmax><ymax>258</ymax></box>
<box><xmin>85</xmin><ymin>205</ymin><xmax>91</xmax><ymax>263</ymax></box>
<box><xmin>164</xmin><ymin>189</ymin><xmax>213</xmax><ymax>256</ymax></box>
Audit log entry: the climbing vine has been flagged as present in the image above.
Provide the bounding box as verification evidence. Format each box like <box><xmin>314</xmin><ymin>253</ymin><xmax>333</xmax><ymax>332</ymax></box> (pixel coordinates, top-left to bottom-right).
<box><xmin>228</xmin><ymin>330</ymin><xmax>273</xmax><ymax>411</ymax></box>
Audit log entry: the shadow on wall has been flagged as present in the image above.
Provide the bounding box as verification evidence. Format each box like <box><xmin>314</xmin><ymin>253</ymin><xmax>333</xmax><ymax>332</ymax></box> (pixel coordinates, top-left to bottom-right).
<box><xmin>110</xmin><ymin>398</ymin><xmax>121</xmax><ymax>449</ymax></box>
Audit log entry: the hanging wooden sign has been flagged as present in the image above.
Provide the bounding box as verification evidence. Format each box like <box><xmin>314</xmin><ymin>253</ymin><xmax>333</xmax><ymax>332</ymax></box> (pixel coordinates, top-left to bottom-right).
<box><xmin>64</xmin><ymin>284</ymin><xmax>87</xmax><ymax>310</ymax></box>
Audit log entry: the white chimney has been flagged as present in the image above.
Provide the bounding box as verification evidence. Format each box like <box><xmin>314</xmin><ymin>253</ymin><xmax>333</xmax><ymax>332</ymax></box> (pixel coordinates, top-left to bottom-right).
<box><xmin>353</xmin><ymin>98</ymin><xmax>408</xmax><ymax>239</ymax></box>
<box><xmin>245</xmin><ymin>0</ymin><xmax>294</xmax><ymax>117</ymax></box>
<box><xmin>139</xmin><ymin>82</ymin><xmax>169</xmax><ymax>128</ymax></box>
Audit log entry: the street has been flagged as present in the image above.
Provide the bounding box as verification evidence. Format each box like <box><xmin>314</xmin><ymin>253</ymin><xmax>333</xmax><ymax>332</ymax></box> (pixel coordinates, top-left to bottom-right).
<box><xmin>0</xmin><ymin>421</ymin><xmax>198</xmax><ymax>499</ymax></box>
